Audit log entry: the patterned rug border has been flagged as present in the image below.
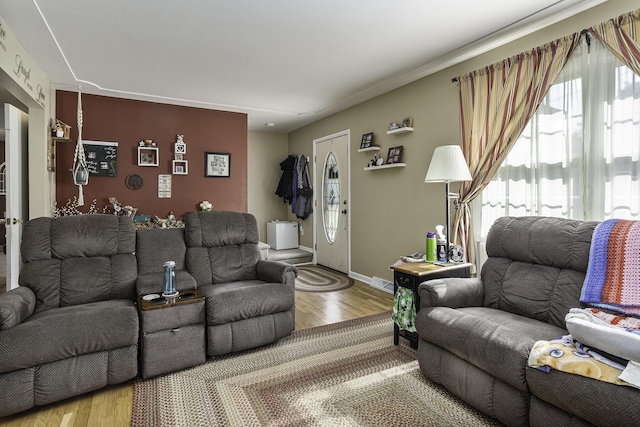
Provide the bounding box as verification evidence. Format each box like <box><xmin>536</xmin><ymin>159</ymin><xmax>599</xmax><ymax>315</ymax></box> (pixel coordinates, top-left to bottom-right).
<box><xmin>294</xmin><ymin>264</ymin><xmax>354</xmax><ymax>293</ymax></box>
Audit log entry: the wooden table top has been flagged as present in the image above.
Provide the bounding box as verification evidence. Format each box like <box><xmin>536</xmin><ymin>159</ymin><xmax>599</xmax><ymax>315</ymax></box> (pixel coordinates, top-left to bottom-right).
<box><xmin>389</xmin><ymin>262</ymin><xmax>473</xmax><ymax>277</ymax></box>
<box><xmin>139</xmin><ymin>288</ymin><xmax>205</xmax><ymax>311</ymax></box>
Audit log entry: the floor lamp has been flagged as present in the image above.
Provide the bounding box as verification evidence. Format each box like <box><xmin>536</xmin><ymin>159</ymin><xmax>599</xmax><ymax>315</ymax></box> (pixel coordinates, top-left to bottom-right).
<box><xmin>424</xmin><ymin>145</ymin><xmax>472</xmax><ymax>263</ymax></box>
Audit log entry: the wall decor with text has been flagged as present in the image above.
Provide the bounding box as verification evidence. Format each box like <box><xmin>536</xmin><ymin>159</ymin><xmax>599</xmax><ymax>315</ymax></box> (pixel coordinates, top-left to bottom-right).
<box><xmin>205</xmin><ymin>152</ymin><xmax>231</xmax><ymax>177</ymax></box>
<box><xmin>83</xmin><ymin>140</ymin><xmax>118</xmax><ymax>177</ymax></box>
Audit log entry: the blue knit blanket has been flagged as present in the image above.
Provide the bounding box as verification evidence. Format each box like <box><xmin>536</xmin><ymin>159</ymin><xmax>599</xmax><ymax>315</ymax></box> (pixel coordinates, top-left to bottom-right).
<box><xmin>581</xmin><ymin>219</ymin><xmax>640</xmax><ymax>316</ymax></box>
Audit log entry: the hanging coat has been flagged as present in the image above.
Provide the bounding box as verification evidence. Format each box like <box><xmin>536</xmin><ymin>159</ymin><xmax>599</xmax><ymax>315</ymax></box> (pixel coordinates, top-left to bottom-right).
<box><xmin>275</xmin><ymin>155</ymin><xmax>296</xmax><ymax>204</ymax></box>
<box><xmin>294</xmin><ymin>155</ymin><xmax>313</xmax><ymax>220</ymax></box>
<box><xmin>291</xmin><ymin>155</ymin><xmax>299</xmax><ymax>213</ymax></box>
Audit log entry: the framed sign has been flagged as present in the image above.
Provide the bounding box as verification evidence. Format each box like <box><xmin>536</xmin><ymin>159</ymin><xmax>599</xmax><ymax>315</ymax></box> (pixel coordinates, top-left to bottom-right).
<box><xmin>158</xmin><ymin>174</ymin><xmax>171</xmax><ymax>198</ymax></box>
<box><xmin>386</xmin><ymin>146</ymin><xmax>403</xmax><ymax>164</ymax></box>
<box><xmin>83</xmin><ymin>140</ymin><xmax>118</xmax><ymax>176</ymax></box>
<box><xmin>205</xmin><ymin>152</ymin><xmax>231</xmax><ymax>177</ymax></box>
<box><xmin>360</xmin><ymin>132</ymin><xmax>373</xmax><ymax>149</ymax></box>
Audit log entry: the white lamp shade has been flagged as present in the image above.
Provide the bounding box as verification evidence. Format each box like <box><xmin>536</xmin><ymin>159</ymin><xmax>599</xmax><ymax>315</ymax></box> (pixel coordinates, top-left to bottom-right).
<box><xmin>424</xmin><ymin>145</ymin><xmax>472</xmax><ymax>183</ymax></box>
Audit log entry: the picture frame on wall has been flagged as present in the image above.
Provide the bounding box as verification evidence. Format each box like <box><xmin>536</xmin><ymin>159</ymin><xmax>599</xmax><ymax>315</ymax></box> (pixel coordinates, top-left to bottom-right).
<box><xmin>401</xmin><ymin>116</ymin><xmax>413</xmax><ymax>128</ymax></box>
<box><xmin>138</xmin><ymin>146</ymin><xmax>159</xmax><ymax>167</ymax></box>
<box><xmin>172</xmin><ymin>160</ymin><xmax>188</xmax><ymax>175</ymax></box>
<box><xmin>386</xmin><ymin>146</ymin><xmax>403</xmax><ymax>164</ymax></box>
<box><xmin>360</xmin><ymin>132</ymin><xmax>373</xmax><ymax>149</ymax></box>
<box><xmin>205</xmin><ymin>152</ymin><xmax>231</xmax><ymax>177</ymax></box>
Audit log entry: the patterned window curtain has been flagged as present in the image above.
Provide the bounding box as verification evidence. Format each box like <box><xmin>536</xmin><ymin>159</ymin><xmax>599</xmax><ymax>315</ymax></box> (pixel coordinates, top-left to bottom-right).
<box><xmin>590</xmin><ymin>9</ymin><xmax>640</xmax><ymax>75</ymax></box>
<box><xmin>453</xmin><ymin>33</ymin><xmax>580</xmax><ymax>267</ymax></box>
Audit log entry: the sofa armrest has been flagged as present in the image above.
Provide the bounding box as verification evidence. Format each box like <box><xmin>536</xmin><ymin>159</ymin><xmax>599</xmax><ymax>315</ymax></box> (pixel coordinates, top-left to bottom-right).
<box><xmin>418</xmin><ymin>277</ymin><xmax>483</xmax><ymax>309</ymax></box>
<box><xmin>256</xmin><ymin>260</ymin><xmax>298</xmax><ymax>286</ymax></box>
<box><xmin>0</xmin><ymin>287</ymin><xmax>36</xmax><ymax>330</ymax></box>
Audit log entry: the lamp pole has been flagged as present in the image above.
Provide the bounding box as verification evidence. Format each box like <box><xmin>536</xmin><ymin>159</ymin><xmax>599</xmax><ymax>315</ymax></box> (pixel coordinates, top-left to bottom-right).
<box><xmin>444</xmin><ymin>181</ymin><xmax>451</xmax><ymax>263</ymax></box>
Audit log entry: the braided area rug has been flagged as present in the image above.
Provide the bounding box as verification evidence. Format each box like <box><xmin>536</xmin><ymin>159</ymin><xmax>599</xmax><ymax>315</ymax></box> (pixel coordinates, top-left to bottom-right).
<box><xmin>132</xmin><ymin>313</ymin><xmax>502</xmax><ymax>427</ymax></box>
<box><xmin>294</xmin><ymin>264</ymin><xmax>354</xmax><ymax>292</ymax></box>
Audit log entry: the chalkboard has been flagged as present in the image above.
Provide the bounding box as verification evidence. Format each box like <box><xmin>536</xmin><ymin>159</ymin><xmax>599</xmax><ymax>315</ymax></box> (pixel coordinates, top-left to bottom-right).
<box><xmin>83</xmin><ymin>141</ymin><xmax>117</xmax><ymax>177</ymax></box>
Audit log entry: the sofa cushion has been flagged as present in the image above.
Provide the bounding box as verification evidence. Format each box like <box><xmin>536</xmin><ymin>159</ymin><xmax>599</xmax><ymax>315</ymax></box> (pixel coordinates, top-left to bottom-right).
<box><xmin>0</xmin><ymin>300</ymin><xmax>139</xmax><ymax>374</ymax></box>
<box><xmin>185</xmin><ymin>211</ymin><xmax>262</xmax><ymax>285</ymax></box>
<box><xmin>0</xmin><ymin>287</ymin><xmax>36</xmax><ymax>330</ymax></box>
<box><xmin>482</xmin><ymin>259</ymin><xmax>587</xmax><ymax>329</ymax></box>
<box><xmin>200</xmin><ymin>280</ymin><xmax>294</xmax><ymax>325</ymax></box>
<box><xmin>22</xmin><ymin>215</ymin><xmax>135</xmax><ymax>261</ymax></box>
<box><xmin>136</xmin><ymin>228</ymin><xmax>188</xmax><ymax>274</ymax></box>
<box><xmin>481</xmin><ymin>217</ymin><xmax>597</xmax><ymax>329</ymax></box>
<box><xmin>527</xmin><ymin>366</ymin><xmax>640</xmax><ymax>426</ymax></box>
<box><xmin>19</xmin><ymin>215</ymin><xmax>138</xmax><ymax>311</ymax></box>
<box><xmin>486</xmin><ymin>216</ymin><xmax>596</xmax><ymax>272</ymax></box>
<box><xmin>415</xmin><ymin>306</ymin><xmax>567</xmax><ymax>391</ymax></box>
<box><xmin>184</xmin><ymin>210</ymin><xmax>260</xmax><ymax>248</ymax></box>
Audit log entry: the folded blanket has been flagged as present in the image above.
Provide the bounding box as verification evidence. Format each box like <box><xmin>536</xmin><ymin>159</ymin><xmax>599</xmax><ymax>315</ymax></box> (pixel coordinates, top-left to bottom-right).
<box><xmin>567</xmin><ymin>308</ymin><xmax>640</xmax><ymax>335</ymax></box>
<box><xmin>528</xmin><ymin>335</ymin><xmax>630</xmax><ymax>386</ymax></box>
<box><xmin>581</xmin><ymin>219</ymin><xmax>640</xmax><ymax>316</ymax></box>
<box><xmin>566</xmin><ymin>308</ymin><xmax>640</xmax><ymax>363</ymax></box>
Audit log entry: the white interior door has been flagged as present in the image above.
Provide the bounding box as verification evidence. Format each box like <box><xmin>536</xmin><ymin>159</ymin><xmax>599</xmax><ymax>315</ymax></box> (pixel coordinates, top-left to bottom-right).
<box><xmin>315</xmin><ymin>133</ymin><xmax>349</xmax><ymax>274</ymax></box>
<box><xmin>5</xmin><ymin>103</ymin><xmax>28</xmax><ymax>291</ymax></box>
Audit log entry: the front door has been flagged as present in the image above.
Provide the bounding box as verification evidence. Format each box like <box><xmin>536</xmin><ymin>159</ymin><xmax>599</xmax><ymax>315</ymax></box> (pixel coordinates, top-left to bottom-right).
<box><xmin>314</xmin><ymin>132</ymin><xmax>349</xmax><ymax>274</ymax></box>
<box><xmin>5</xmin><ymin>103</ymin><xmax>28</xmax><ymax>291</ymax></box>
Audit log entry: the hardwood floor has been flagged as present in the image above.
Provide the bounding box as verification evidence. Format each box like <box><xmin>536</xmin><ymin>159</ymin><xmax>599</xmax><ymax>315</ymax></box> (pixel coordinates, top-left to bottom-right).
<box><xmin>1</xmin><ymin>279</ymin><xmax>393</xmax><ymax>427</ymax></box>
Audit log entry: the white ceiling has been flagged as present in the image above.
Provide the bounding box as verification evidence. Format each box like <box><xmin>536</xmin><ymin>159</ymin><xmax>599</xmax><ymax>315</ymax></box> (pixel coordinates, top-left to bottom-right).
<box><xmin>0</xmin><ymin>0</ymin><xmax>605</xmax><ymax>133</ymax></box>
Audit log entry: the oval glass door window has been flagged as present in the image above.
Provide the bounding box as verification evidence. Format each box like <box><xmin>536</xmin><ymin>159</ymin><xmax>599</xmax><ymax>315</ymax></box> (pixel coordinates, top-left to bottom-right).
<box><xmin>322</xmin><ymin>152</ymin><xmax>340</xmax><ymax>243</ymax></box>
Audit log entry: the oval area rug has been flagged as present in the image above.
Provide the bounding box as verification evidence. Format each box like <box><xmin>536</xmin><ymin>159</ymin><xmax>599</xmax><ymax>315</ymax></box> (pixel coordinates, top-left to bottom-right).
<box><xmin>295</xmin><ymin>264</ymin><xmax>354</xmax><ymax>292</ymax></box>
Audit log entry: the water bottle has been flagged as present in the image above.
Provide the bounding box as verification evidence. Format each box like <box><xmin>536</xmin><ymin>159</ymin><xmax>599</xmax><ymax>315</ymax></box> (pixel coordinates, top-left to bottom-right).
<box><xmin>162</xmin><ymin>260</ymin><xmax>177</xmax><ymax>296</ymax></box>
<box><xmin>426</xmin><ymin>232</ymin><xmax>436</xmax><ymax>261</ymax></box>
<box><xmin>437</xmin><ymin>239</ymin><xmax>447</xmax><ymax>262</ymax></box>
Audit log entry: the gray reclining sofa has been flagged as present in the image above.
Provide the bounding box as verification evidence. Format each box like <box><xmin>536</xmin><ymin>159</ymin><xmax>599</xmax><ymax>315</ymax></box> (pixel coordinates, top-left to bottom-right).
<box><xmin>0</xmin><ymin>210</ymin><xmax>296</xmax><ymax>417</ymax></box>
<box><xmin>415</xmin><ymin>216</ymin><xmax>640</xmax><ymax>427</ymax></box>
<box><xmin>0</xmin><ymin>215</ymin><xmax>139</xmax><ymax>417</ymax></box>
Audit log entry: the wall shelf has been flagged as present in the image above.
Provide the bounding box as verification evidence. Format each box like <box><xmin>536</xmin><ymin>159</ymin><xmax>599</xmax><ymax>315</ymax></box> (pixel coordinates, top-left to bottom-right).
<box><xmin>358</xmin><ymin>146</ymin><xmax>381</xmax><ymax>152</ymax></box>
<box><xmin>387</xmin><ymin>127</ymin><xmax>413</xmax><ymax>135</ymax></box>
<box><xmin>138</xmin><ymin>146</ymin><xmax>159</xmax><ymax>166</ymax></box>
<box><xmin>364</xmin><ymin>163</ymin><xmax>406</xmax><ymax>171</ymax></box>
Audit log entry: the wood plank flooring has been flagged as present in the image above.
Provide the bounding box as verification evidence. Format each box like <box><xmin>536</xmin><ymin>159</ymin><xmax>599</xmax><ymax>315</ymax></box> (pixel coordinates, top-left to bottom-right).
<box><xmin>1</xmin><ymin>279</ymin><xmax>393</xmax><ymax>427</ymax></box>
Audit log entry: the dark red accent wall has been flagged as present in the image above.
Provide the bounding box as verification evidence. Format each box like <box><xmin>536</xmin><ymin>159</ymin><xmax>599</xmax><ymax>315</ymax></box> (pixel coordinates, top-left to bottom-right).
<box><xmin>55</xmin><ymin>91</ymin><xmax>247</xmax><ymax>219</ymax></box>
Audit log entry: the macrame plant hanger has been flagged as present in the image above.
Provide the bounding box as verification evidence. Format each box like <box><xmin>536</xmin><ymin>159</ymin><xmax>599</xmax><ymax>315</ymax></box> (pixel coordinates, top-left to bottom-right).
<box><xmin>72</xmin><ymin>88</ymin><xmax>89</xmax><ymax>206</ymax></box>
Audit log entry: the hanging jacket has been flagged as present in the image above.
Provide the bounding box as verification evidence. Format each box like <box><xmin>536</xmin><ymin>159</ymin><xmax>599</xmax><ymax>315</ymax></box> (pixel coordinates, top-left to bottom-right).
<box><xmin>291</xmin><ymin>156</ymin><xmax>299</xmax><ymax>212</ymax></box>
<box><xmin>275</xmin><ymin>155</ymin><xmax>297</xmax><ymax>204</ymax></box>
<box><xmin>294</xmin><ymin>155</ymin><xmax>313</xmax><ymax>220</ymax></box>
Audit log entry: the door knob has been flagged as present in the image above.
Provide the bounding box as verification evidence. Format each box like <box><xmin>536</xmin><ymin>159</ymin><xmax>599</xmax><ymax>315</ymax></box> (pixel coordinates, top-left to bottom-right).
<box><xmin>2</xmin><ymin>218</ymin><xmax>23</xmax><ymax>225</ymax></box>
<box><xmin>341</xmin><ymin>209</ymin><xmax>347</xmax><ymax>214</ymax></box>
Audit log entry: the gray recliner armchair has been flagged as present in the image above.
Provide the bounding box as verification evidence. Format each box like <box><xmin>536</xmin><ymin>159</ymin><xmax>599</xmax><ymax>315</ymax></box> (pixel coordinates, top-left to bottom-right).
<box><xmin>184</xmin><ymin>210</ymin><xmax>297</xmax><ymax>356</ymax></box>
<box><xmin>0</xmin><ymin>215</ymin><xmax>139</xmax><ymax>417</ymax></box>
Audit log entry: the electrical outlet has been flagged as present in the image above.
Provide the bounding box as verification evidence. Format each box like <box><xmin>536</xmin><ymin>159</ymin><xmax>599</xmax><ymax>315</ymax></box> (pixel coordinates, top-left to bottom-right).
<box><xmin>299</xmin><ymin>226</ymin><xmax>304</xmax><ymax>235</ymax></box>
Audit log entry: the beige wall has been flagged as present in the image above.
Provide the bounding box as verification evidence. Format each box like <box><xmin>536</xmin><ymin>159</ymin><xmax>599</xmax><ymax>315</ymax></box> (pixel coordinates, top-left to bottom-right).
<box><xmin>0</xmin><ymin>14</ymin><xmax>52</xmax><ymax>219</ymax></box>
<box><xmin>248</xmin><ymin>130</ymin><xmax>289</xmax><ymax>241</ymax></box>
<box><xmin>288</xmin><ymin>0</ymin><xmax>640</xmax><ymax>282</ymax></box>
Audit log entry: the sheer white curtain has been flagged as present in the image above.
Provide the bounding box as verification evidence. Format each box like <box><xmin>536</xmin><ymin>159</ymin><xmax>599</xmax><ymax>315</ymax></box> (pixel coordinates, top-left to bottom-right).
<box><xmin>474</xmin><ymin>38</ymin><xmax>640</xmax><ymax>265</ymax></box>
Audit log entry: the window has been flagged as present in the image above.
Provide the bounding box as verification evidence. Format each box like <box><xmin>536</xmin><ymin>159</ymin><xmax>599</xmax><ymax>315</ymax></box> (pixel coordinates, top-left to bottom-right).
<box><xmin>476</xmin><ymin>39</ymin><xmax>640</xmax><ymax>245</ymax></box>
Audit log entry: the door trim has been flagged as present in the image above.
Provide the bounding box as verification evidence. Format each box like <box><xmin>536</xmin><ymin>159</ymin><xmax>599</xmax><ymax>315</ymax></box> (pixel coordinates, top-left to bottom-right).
<box><xmin>313</xmin><ymin>129</ymin><xmax>350</xmax><ymax>275</ymax></box>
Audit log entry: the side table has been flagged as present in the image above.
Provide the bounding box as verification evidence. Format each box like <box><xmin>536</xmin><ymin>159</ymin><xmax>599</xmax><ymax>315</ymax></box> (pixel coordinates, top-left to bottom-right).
<box><xmin>390</xmin><ymin>262</ymin><xmax>473</xmax><ymax>349</ymax></box>
<box><xmin>138</xmin><ymin>289</ymin><xmax>206</xmax><ymax>378</ymax></box>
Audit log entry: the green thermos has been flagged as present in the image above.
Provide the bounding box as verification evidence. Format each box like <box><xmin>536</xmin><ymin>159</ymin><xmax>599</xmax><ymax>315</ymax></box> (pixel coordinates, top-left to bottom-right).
<box><xmin>426</xmin><ymin>232</ymin><xmax>436</xmax><ymax>261</ymax></box>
